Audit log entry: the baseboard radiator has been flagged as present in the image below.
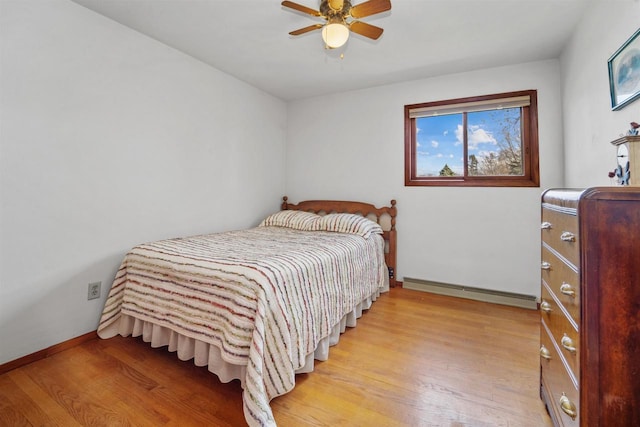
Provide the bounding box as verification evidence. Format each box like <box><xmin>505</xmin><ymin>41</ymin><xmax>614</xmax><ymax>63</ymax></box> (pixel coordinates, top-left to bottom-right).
<box><xmin>403</xmin><ymin>277</ymin><xmax>538</xmax><ymax>310</ymax></box>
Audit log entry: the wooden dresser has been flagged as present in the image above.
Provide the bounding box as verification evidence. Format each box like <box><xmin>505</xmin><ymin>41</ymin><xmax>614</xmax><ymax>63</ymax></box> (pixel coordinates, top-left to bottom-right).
<box><xmin>539</xmin><ymin>187</ymin><xmax>640</xmax><ymax>427</ymax></box>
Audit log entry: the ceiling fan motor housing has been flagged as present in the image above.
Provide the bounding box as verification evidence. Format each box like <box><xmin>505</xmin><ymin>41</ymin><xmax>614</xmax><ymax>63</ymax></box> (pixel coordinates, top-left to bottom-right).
<box><xmin>320</xmin><ymin>0</ymin><xmax>353</xmax><ymax>20</ymax></box>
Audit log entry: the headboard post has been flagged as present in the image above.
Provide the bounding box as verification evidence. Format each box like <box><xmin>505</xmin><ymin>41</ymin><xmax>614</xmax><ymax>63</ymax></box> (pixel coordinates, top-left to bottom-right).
<box><xmin>390</xmin><ymin>199</ymin><xmax>397</xmax><ymax>231</ymax></box>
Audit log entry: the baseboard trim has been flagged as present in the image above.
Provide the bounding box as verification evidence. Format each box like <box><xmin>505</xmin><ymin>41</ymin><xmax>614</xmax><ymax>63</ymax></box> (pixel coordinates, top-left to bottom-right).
<box><xmin>403</xmin><ymin>277</ymin><xmax>538</xmax><ymax>310</ymax></box>
<box><xmin>0</xmin><ymin>331</ymin><xmax>98</xmax><ymax>376</ymax></box>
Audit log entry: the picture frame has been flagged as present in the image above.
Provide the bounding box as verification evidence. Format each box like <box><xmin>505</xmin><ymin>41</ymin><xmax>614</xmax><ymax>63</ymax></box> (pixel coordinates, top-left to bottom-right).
<box><xmin>608</xmin><ymin>28</ymin><xmax>640</xmax><ymax>111</ymax></box>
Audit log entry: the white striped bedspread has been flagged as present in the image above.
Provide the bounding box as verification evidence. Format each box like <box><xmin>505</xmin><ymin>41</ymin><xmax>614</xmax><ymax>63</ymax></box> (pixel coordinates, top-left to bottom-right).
<box><xmin>97</xmin><ymin>225</ymin><xmax>386</xmax><ymax>426</ymax></box>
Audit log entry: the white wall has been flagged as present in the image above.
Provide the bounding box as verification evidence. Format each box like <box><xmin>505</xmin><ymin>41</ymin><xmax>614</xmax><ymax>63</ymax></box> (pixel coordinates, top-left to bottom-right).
<box><xmin>561</xmin><ymin>1</ymin><xmax>640</xmax><ymax>187</ymax></box>
<box><xmin>0</xmin><ymin>0</ymin><xmax>287</xmax><ymax>364</ymax></box>
<box><xmin>286</xmin><ymin>60</ymin><xmax>565</xmax><ymax>297</ymax></box>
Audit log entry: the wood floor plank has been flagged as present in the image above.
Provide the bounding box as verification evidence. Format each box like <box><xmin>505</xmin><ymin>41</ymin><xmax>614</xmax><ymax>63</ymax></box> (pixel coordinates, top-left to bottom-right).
<box><xmin>0</xmin><ymin>375</ymin><xmax>41</xmax><ymax>427</ymax></box>
<box><xmin>0</xmin><ymin>288</ymin><xmax>551</xmax><ymax>426</ymax></box>
<box><xmin>4</xmin><ymin>369</ymin><xmax>83</xmax><ymax>427</ymax></box>
<box><xmin>93</xmin><ymin>338</ymin><xmax>246</xmax><ymax>426</ymax></box>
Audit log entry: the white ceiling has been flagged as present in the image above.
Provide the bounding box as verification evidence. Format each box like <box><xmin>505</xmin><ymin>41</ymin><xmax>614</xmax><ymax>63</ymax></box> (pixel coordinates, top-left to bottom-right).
<box><xmin>71</xmin><ymin>0</ymin><xmax>590</xmax><ymax>101</ymax></box>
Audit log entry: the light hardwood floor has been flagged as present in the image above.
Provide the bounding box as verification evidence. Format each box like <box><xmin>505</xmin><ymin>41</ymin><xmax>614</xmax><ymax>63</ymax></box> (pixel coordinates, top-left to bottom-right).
<box><xmin>0</xmin><ymin>288</ymin><xmax>552</xmax><ymax>426</ymax></box>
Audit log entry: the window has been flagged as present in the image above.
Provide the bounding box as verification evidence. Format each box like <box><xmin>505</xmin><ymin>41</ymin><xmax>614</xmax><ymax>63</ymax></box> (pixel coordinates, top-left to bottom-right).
<box><xmin>404</xmin><ymin>90</ymin><xmax>539</xmax><ymax>187</ymax></box>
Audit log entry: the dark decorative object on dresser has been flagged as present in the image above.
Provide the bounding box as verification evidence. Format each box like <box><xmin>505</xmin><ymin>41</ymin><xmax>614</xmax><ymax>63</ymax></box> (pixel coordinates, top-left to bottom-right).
<box><xmin>539</xmin><ymin>187</ymin><xmax>640</xmax><ymax>427</ymax></box>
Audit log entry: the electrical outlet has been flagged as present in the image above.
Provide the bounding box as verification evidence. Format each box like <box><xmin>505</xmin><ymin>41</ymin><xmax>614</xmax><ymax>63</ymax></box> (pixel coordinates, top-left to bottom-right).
<box><xmin>88</xmin><ymin>281</ymin><xmax>101</xmax><ymax>300</ymax></box>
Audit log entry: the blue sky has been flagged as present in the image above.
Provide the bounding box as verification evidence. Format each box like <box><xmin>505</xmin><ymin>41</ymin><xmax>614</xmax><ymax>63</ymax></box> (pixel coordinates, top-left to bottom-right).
<box><xmin>415</xmin><ymin>109</ymin><xmax>518</xmax><ymax>176</ymax></box>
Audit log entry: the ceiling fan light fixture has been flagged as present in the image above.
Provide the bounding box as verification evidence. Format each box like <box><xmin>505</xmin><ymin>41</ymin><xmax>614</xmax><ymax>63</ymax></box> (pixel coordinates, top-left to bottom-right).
<box><xmin>322</xmin><ymin>22</ymin><xmax>349</xmax><ymax>49</ymax></box>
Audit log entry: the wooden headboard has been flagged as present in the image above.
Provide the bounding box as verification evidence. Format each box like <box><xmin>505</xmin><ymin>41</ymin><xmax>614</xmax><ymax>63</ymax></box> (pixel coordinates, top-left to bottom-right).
<box><xmin>281</xmin><ymin>196</ymin><xmax>398</xmax><ymax>287</ymax></box>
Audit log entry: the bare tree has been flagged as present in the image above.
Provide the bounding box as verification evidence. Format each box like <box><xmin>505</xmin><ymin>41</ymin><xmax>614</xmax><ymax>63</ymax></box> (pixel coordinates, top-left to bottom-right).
<box><xmin>469</xmin><ymin>154</ymin><xmax>479</xmax><ymax>176</ymax></box>
<box><xmin>477</xmin><ymin>109</ymin><xmax>522</xmax><ymax>176</ymax></box>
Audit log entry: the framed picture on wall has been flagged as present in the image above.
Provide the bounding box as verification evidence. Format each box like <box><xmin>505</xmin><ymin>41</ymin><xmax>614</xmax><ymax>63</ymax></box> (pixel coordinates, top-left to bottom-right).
<box><xmin>608</xmin><ymin>28</ymin><xmax>640</xmax><ymax>111</ymax></box>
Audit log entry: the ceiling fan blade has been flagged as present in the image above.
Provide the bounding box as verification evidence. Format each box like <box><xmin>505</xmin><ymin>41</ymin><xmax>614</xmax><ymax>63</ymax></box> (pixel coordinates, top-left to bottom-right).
<box><xmin>289</xmin><ymin>23</ymin><xmax>324</xmax><ymax>36</ymax></box>
<box><xmin>281</xmin><ymin>1</ymin><xmax>322</xmax><ymax>17</ymax></box>
<box><xmin>349</xmin><ymin>0</ymin><xmax>391</xmax><ymax>19</ymax></box>
<box><xmin>328</xmin><ymin>0</ymin><xmax>344</xmax><ymax>11</ymax></box>
<box><xmin>349</xmin><ymin>20</ymin><xmax>384</xmax><ymax>40</ymax></box>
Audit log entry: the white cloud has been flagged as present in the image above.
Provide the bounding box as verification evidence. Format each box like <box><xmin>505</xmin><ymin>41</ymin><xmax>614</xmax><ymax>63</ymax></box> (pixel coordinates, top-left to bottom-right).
<box><xmin>468</xmin><ymin>125</ymin><xmax>497</xmax><ymax>149</ymax></box>
<box><xmin>457</xmin><ymin>124</ymin><xmax>498</xmax><ymax>151</ymax></box>
<box><xmin>431</xmin><ymin>140</ymin><xmax>439</xmax><ymax>148</ymax></box>
<box><xmin>477</xmin><ymin>149</ymin><xmax>498</xmax><ymax>158</ymax></box>
<box><xmin>454</xmin><ymin>124</ymin><xmax>464</xmax><ymax>146</ymax></box>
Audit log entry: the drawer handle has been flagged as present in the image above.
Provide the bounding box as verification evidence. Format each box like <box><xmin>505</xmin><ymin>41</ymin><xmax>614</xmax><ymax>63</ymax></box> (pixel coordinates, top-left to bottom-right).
<box><xmin>541</xmin><ymin>221</ymin><xmax>552</xmax><ymax>230</ymax></box>
<box><xmin>559</xmin><ymin>393</ymin><xmax>577</xmax><ymax>420</ymax></box>
<box><xmin>539</xmin><ymin>345</ymin><xmax>552</xmax><ymax>360</ymax></box>
<box><xmin>540</xmin><ymin>300</ymin><xmax>552</xmax><ymax>313</ymax></box>
<box><xmin>561</xmin><ymin>334</ymin><xmax>577</xmax><ymax>353</ymax></box>
<box><xmin>560</xmin><ymin>282</ymin><xmax>575</xmax><ymax>297</ymax></box>
<box><xmin>541</xmin><ymin>261</ymin><xmax>551</xmax><ymax>270</ymax></box>
<box><xmin>560</xmin><ymin>231</ymin><xmax>576</xmax><ymax>242</ymax></box>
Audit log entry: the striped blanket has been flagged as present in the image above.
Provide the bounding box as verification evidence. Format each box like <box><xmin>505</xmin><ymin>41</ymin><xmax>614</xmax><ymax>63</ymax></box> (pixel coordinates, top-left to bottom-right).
<box><xmin>98</xmin><ymin>225</ymin><xmax>385</xmax><ymax>426</ymax></box>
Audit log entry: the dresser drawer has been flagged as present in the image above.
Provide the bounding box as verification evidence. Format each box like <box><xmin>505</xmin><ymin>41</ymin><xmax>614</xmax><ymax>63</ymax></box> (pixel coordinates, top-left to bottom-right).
<box><xmin>541</xmin><ymin>207</ymin><xmax>579</xmax><ymax>268</ymax></box>
<box><xmin>541</xmin><ymin>282</ymin><xmax>579</xmax><ymax>380</ymax></box>
<box><xmin>541</xmin><ymin>246</ymin><xmax>580</xmax><ymax>324</ymax></box>
<box><xmin>540</xmin><ymin>323</ymin><xmax>579</xmax><ymax>427</ymax></box>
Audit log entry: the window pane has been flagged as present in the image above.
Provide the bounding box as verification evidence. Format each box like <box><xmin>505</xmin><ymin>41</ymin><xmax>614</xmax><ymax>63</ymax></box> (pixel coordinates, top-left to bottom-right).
<box><xmin>415</xmin><ymin>114</ymin><xmax>464</xmax><ymax>177</ymax></box>
<box><xmin>467</xmin><ymin>108</ymin><xmax>523</xmax><ymax>176</ymax></box>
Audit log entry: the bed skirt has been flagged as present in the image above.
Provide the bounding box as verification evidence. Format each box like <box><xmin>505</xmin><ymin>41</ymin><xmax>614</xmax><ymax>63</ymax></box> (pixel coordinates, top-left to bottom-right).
<box><xmin>98</xmin><ymin>281</ymin><xmax>388</xmax><ymax>389</ymax></box>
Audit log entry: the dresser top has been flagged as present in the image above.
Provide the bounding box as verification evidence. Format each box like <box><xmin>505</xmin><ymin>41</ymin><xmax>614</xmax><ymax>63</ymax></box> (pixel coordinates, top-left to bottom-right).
<box><xmin>542</xmin><ymin>188</ymin><xmax>584</xmax><ymax>210</ymax></box>
<box><xmin>543</xmin><ymin>187</ymin><xmax>640</xmax><ymax>209</ymax></box>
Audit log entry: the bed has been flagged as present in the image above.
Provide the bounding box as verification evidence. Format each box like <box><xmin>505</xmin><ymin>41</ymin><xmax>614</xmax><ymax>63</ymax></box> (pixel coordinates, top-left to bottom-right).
<box><xmin>97</xmin><ymin>197</ymin><xmax>397</xmax><ymax>427</ymax></box>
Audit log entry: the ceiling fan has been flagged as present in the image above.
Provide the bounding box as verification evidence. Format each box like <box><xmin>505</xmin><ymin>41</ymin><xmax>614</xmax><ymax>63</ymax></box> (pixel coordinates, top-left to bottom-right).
<box><xmin>282</xmin><ymin>0</ymin><xmax>391</xmax><ymax>49</ymax></box>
